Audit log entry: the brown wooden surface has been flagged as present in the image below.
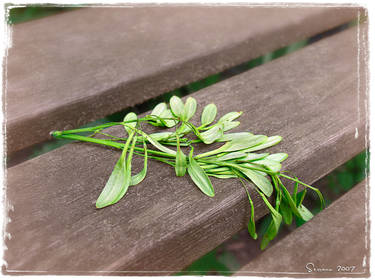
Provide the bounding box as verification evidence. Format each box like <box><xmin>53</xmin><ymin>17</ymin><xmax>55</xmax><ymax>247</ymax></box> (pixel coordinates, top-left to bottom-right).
<box><xmin>235</xmin><ymin>180</ymin><xmax>370</xmax><ymax>277</ymax></box>
<box><xmin>4</xmin><ymin>24</ymin><xmax>368</xmax><ymax>275</ymax></box>
<box><xmin>5</xmin><ymin>5</ymin><xmax>360</xmax><ymax>155</ymax></box>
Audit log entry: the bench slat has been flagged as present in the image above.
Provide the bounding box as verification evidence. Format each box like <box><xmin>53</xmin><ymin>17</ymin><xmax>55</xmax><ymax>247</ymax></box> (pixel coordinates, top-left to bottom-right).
<box><xmin>6</xmin><ymin>6</ymin><xmax>360</xmax><ymax>155</ymax></box>
<box><xmin>4</xmin><ymin>24</ymin><xmax>367</xmax><ymax>274</ymax></box>
<box><xmin>234</xmin><ymin>180</ymin><xmax>369</xmax><ymax>277</ymax></box>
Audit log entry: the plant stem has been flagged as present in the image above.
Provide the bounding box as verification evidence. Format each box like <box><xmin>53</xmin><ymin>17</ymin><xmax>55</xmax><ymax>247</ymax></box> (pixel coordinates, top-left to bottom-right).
<box><xmin>53</xmin><ymin>133</ymin><xmax>176</xmax><ymax>158</ymax></box>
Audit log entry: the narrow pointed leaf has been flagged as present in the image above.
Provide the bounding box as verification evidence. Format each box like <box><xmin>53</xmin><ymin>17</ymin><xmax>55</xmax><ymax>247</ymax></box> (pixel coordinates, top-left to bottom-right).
<box><xmin>201</xmin><ymin>103</ymin><xmax>217</xmax><ymax>126</ymax></box>
<box><xmin>239</xmin><ymin>153</ymin><xmax>269</xmax><ymax>162</ymax></box>
<box><xmin>276</xmin><ymin>177</ymin><xmax>302</xmax><ymax>218</ymax></box>
<box><xmin>296</xmin><ymin>189</ymin><xmax>307</xmax><ymax>207</ymax></box>
<box><xmin>217</xmin><ymin>132</ymin><xmax>253</xmax><ymax>142</ymax></box>
<box><xmin>238</xmin><ymin>177</ymin><xmax>257</xmax><ymax>240</ymax></box>
<box><xmin>217</xmin><ymin>152</ymin><xmax>247</xmax><ymax>161</ymax></box>
<box><xmin>96</xmin><ymin>157</ymin><xmax>129</xmax><ymax>208</ymax></box>
<box><xmin>224</xmin><ymin>135</ymin><xmax>268</xmax><ymax>152</ymax></box>
<box><xmin>280</xmin><ymin>197</ymin><xmax>293</xmax><ymax>225</ymax></box>
<box><xmin>239</xmin><ymin>163</ymin><xmax>269</xmax><ymax>176</ymax></box>
<box><xmin>245</xmin><ymin>136</ymin><xmax>282</xmax><ymax>152</ymax></box>
<box><xmin>204</xmin><ymin>166</ymin><xmax>230</xmax><ymax>173</ymax></box>
<box><xmin>207</xmin><ymin>173</ymin><xmax>237</xmax><ymax>179</ymax></box>
<box><xmin>96</xmin><ymin>132</ymin><xmax>135</xmax><ymax>208</ymax></box>
<box><xmin>252</xmin><ymin>159</ymin><xmax>282</xmax><ymax>173</ymax></box>
<box><xmin>267</xmin><ymin>153</ymin><xmax>288</xmax><ymax>162</ymax></box>
<box><xmin>257</xmin><ymin>191</ymin><xmax>282</xmax><ymax>249</ymax></box>
<box><xmin>148</xmin><ymin>132</ymin><xmax>174</xmax><ymax>141</ymax></box>
<box><xmin>194</xmin><ymin>142</ymin><xmax>232</xmax><ymax>159</ymax></box>
<box><xmin>130</xmin><ymin>138</ymin><xmax>148</xmax><ymax>186</ymax></box>
<box><xmin>175</xmin><ymin>142</ymin><xmax>187</xmax><ymax>177</ymax></box>
<box><xmin>292</xmin><ymin>179</ymin><xmax>299</xmax><ymax>202</ymax></box>
<box><xmin>239</xmin><ymin>167</ymin><xmax>273</xmax><ymax>197</ymax></box>
<box><xmin>223</xmin><ymin>121</ymin><xmax>240</xmax><ymax>132</ymax></box>
<box><xmin>218</xmin><ymin>111</ymin><xmax>242</xmax><ymax>123</ymax></box>
<box><xmin>187</xmin><ymin>149</ymin><xmax>215</xmax><ymax>197</ymax></box>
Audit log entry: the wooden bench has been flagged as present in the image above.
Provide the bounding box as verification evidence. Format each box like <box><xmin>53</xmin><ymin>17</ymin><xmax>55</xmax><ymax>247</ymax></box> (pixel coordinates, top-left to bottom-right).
<box><xmin>3</xmin><ymin>5</ymin><xmax>368</xmax><ymax>275</ymax></box>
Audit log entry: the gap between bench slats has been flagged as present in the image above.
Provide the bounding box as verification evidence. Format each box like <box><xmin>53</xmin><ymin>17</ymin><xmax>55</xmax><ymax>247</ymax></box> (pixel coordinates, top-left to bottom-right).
<box><xmin>234</xmin><ymin>179</ymin><xmax>369</xmax><ymax>277</ymax></box>
<box><xmin>5</xmin><ymin>6</ymin><xmax>362</xmax><ymax>155</ymax></box>
<box><xmin>4</xmin><ymin>24</ymin><xmax>368</xmax><ymax>275</ymax></box>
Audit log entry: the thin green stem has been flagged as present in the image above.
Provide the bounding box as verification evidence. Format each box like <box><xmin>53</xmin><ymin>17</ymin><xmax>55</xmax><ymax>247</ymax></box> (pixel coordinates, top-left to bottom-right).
<box><xmin>53</xmin><ymin>133</ymin><xmax>176</xmax><ymax>159</ymax></box>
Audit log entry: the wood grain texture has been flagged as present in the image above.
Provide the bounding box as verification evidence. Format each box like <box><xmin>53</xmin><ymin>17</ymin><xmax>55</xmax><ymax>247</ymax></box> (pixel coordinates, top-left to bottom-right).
<box><xmin>5</xmin><ymin>5</ymin><xmax>361</xmax><ymax>155</ymax></box>
<box><xmin>4</xmin><ymin>24</ymin><xmax>368</xmax><ymax>275</ymax></box>
<box><xmin>235</xmin><ymin>180</ymin><xmax>370</xmax><ymax>277</ymax></box>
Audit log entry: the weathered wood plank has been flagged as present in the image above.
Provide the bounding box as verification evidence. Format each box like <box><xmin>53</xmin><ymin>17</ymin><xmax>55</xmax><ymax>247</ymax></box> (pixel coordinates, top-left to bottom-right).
<box><xmin>235</xmin><ymin>180</ymin><xmax>369</xmax><ymax>277</ymax></box>
<box><xmin>6</xmin><ymin>5</ymin><xmax>361</xmax><ymax>155</ymax></box>
<box><xmin>4</xmin><ymin>24</ymin><xmax>368</xmax><ymax>275</ymax></box>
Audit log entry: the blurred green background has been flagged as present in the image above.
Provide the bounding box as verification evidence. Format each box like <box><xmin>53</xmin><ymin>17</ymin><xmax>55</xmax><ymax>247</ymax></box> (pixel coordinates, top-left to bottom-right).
<box><xmin>7</xmin><ymin>7</ymin><xmax>369</xmax><ymax>275</ymax></box>
<box><xmin>7</xmin><ymin>5</ymin><xmax>79</xmax><ymax>24</ymax></box>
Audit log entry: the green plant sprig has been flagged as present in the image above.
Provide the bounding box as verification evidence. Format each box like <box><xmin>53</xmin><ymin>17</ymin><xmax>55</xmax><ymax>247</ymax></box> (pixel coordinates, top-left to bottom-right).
<box><xmin>51</xmin><ymin>95</ymin><xmax>324</xmax><ymax>249</ymax></box>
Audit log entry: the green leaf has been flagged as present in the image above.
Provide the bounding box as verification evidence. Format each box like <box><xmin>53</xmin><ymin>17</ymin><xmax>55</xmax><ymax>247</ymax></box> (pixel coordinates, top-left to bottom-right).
<box><xmin>279</xmin><ymin>173</ymin><xmax>325</xmax><ymax>210</ymax></box>
<box><xmin>279</xmin><ymin>197</ymin><xmax>293</xmax><ymax>225</ymax></box>
<box><xmin>170</xmin><ymin>96</ymin><xmax>185</xmax><ymax>118</ymax></box>
<box><xmin>218</xmin><ymin>111</ymin><xmax>242</xmax><ymax>123</ymax></box>
<box><xmin>239</xmin><ymin>163</ymin><xmax>268</xmax><ymax>176</ymax></box>
<box><xmin>201</xmin><ymin>103</ymin><xmax>217</xmax><ymax>126</ymax></box>
<box><xmin>140</xmin><ymin>131</ymin><xmax>176</xmax><ymax>156</ymax></box>
<box><xmin>130</xmin><ymin>138</ymin><xmax>148</xmax><ymax>186</ymax></box>
<box><xmin>195</xmin><ymin>142</ymin><xmax>232</xmax><ymax>159</ymax></box>
<box><xmin>150</xmin><ymin>102</ymin><xmax>167</xmax><ymax>123</ymax></box>
<box><xmin>96</xmin><ymin>157</ymin><xmax>129</xmax><ymax>208</ymax></box>
<box><xmin>260</xmin><ymin>219</ymin><xmax>280</xmax><ymax>250</ymax></box>
<box><xmin>200</xmin><ymin>124</ymin><xmax>224</xmax><ymax>144</ymax></box>
<box><xmin>223</xmin><ymin>121</ymin><xmax>240</xmax><ymax>132</ymax></box>
<box><xmin>207</xmin><ymin>173</ymin><xmax>237</xmax><ymax>179</ymax></box>
<box><xmin>240</xmin><ymin>179</ymin><xmax>257</xmax><ymax>240</ymax></box>
<box><xmin>159</xmin><ymin>109</ymin><xmax>178</xmax><ymax>128</ymax></box>
<box><xmin>217</xmin><ymin>132</ymin><xmax>253</xmax><ymax>142</ymax></box>
<box><xmin>175</xmin><ymin>138</ymin><xmax>187</xmax><ymax>177</ymax></box>
<box><xmin>183</xmin><ymin>97</ymin><xmax>197</xmax><ymax>121</ymax></box>
<box><xmin>298</xmin><ymin>204</ymin><xmax>314</xmax><ymax>221</ymax></box>
<box><xmin>96</xmin><ymin>132</ymin><xmax>136</xmax><ymax>208</ymax></box>
<box><xmin>257</xmin><ymin>191</ymin><xmax>282</xmax><ymax>249</ymax></box>
<box><xmin>238</xmin><ymin>167</ymin><xmax>273</xmax><ymax>197</ymax></box>
<box><xmin>244</xmin><ymin>136</ymin><xmax>282</xmax><ymax>152</ymax></box>
<box><xmin>292</xmin><ymin>179</ymin><xmax>299</xmax><ymax>202</ymax></box>
<box><xmin>296</xmin><ymin>189</ymin><xmax>307</xmax><ymax>207</ymax></box>
<box><xmin>204</xmin><ymin>165</ymin><xmax>230</xmax><ymax>172</ymax></box>
<box><xmin>123</xmin><ymin>112</ymin><xmax>137</xmax><ymax>135</ymax></box>
<box><xmin>252</xmin><ymin>159</ymin><xmax>282</xmax><ymax>173</ymax></box>
<box><xmin>276</xmin><ymin>177</ymin><xmax>301</xmax><ymax>218</ymax></box>
<box><xmin>148</xmin><ymin>132</ymin><xmax>174</xmax><ymax>142</ymax></box>
<box><xmin>267</xmin><ymin>153</ymin><xmax>288</xmax><ymax>162</ymax></box>
<box><xmin>223</xmin><ymin>135</ymin><xmax>268</xmax><ymax>152</ymax></box>
<box><xmin>187</xmin><ymin>148</ymin><xmax>215</xmax><ymax>197</ymax></box>
<box><xmin>174</xmin><ymin>123</ymin><xmax>191</xmax><ymax>135</ymax></box>
<box><xmin>239</xmin><ymin>153</ymin><xmax>269</xmax><ymax>162</ymax></box>
<box><xmin>216</xmin><ymin>152</ymin><xmax>247</xmax><ymax>161</ymax></box>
